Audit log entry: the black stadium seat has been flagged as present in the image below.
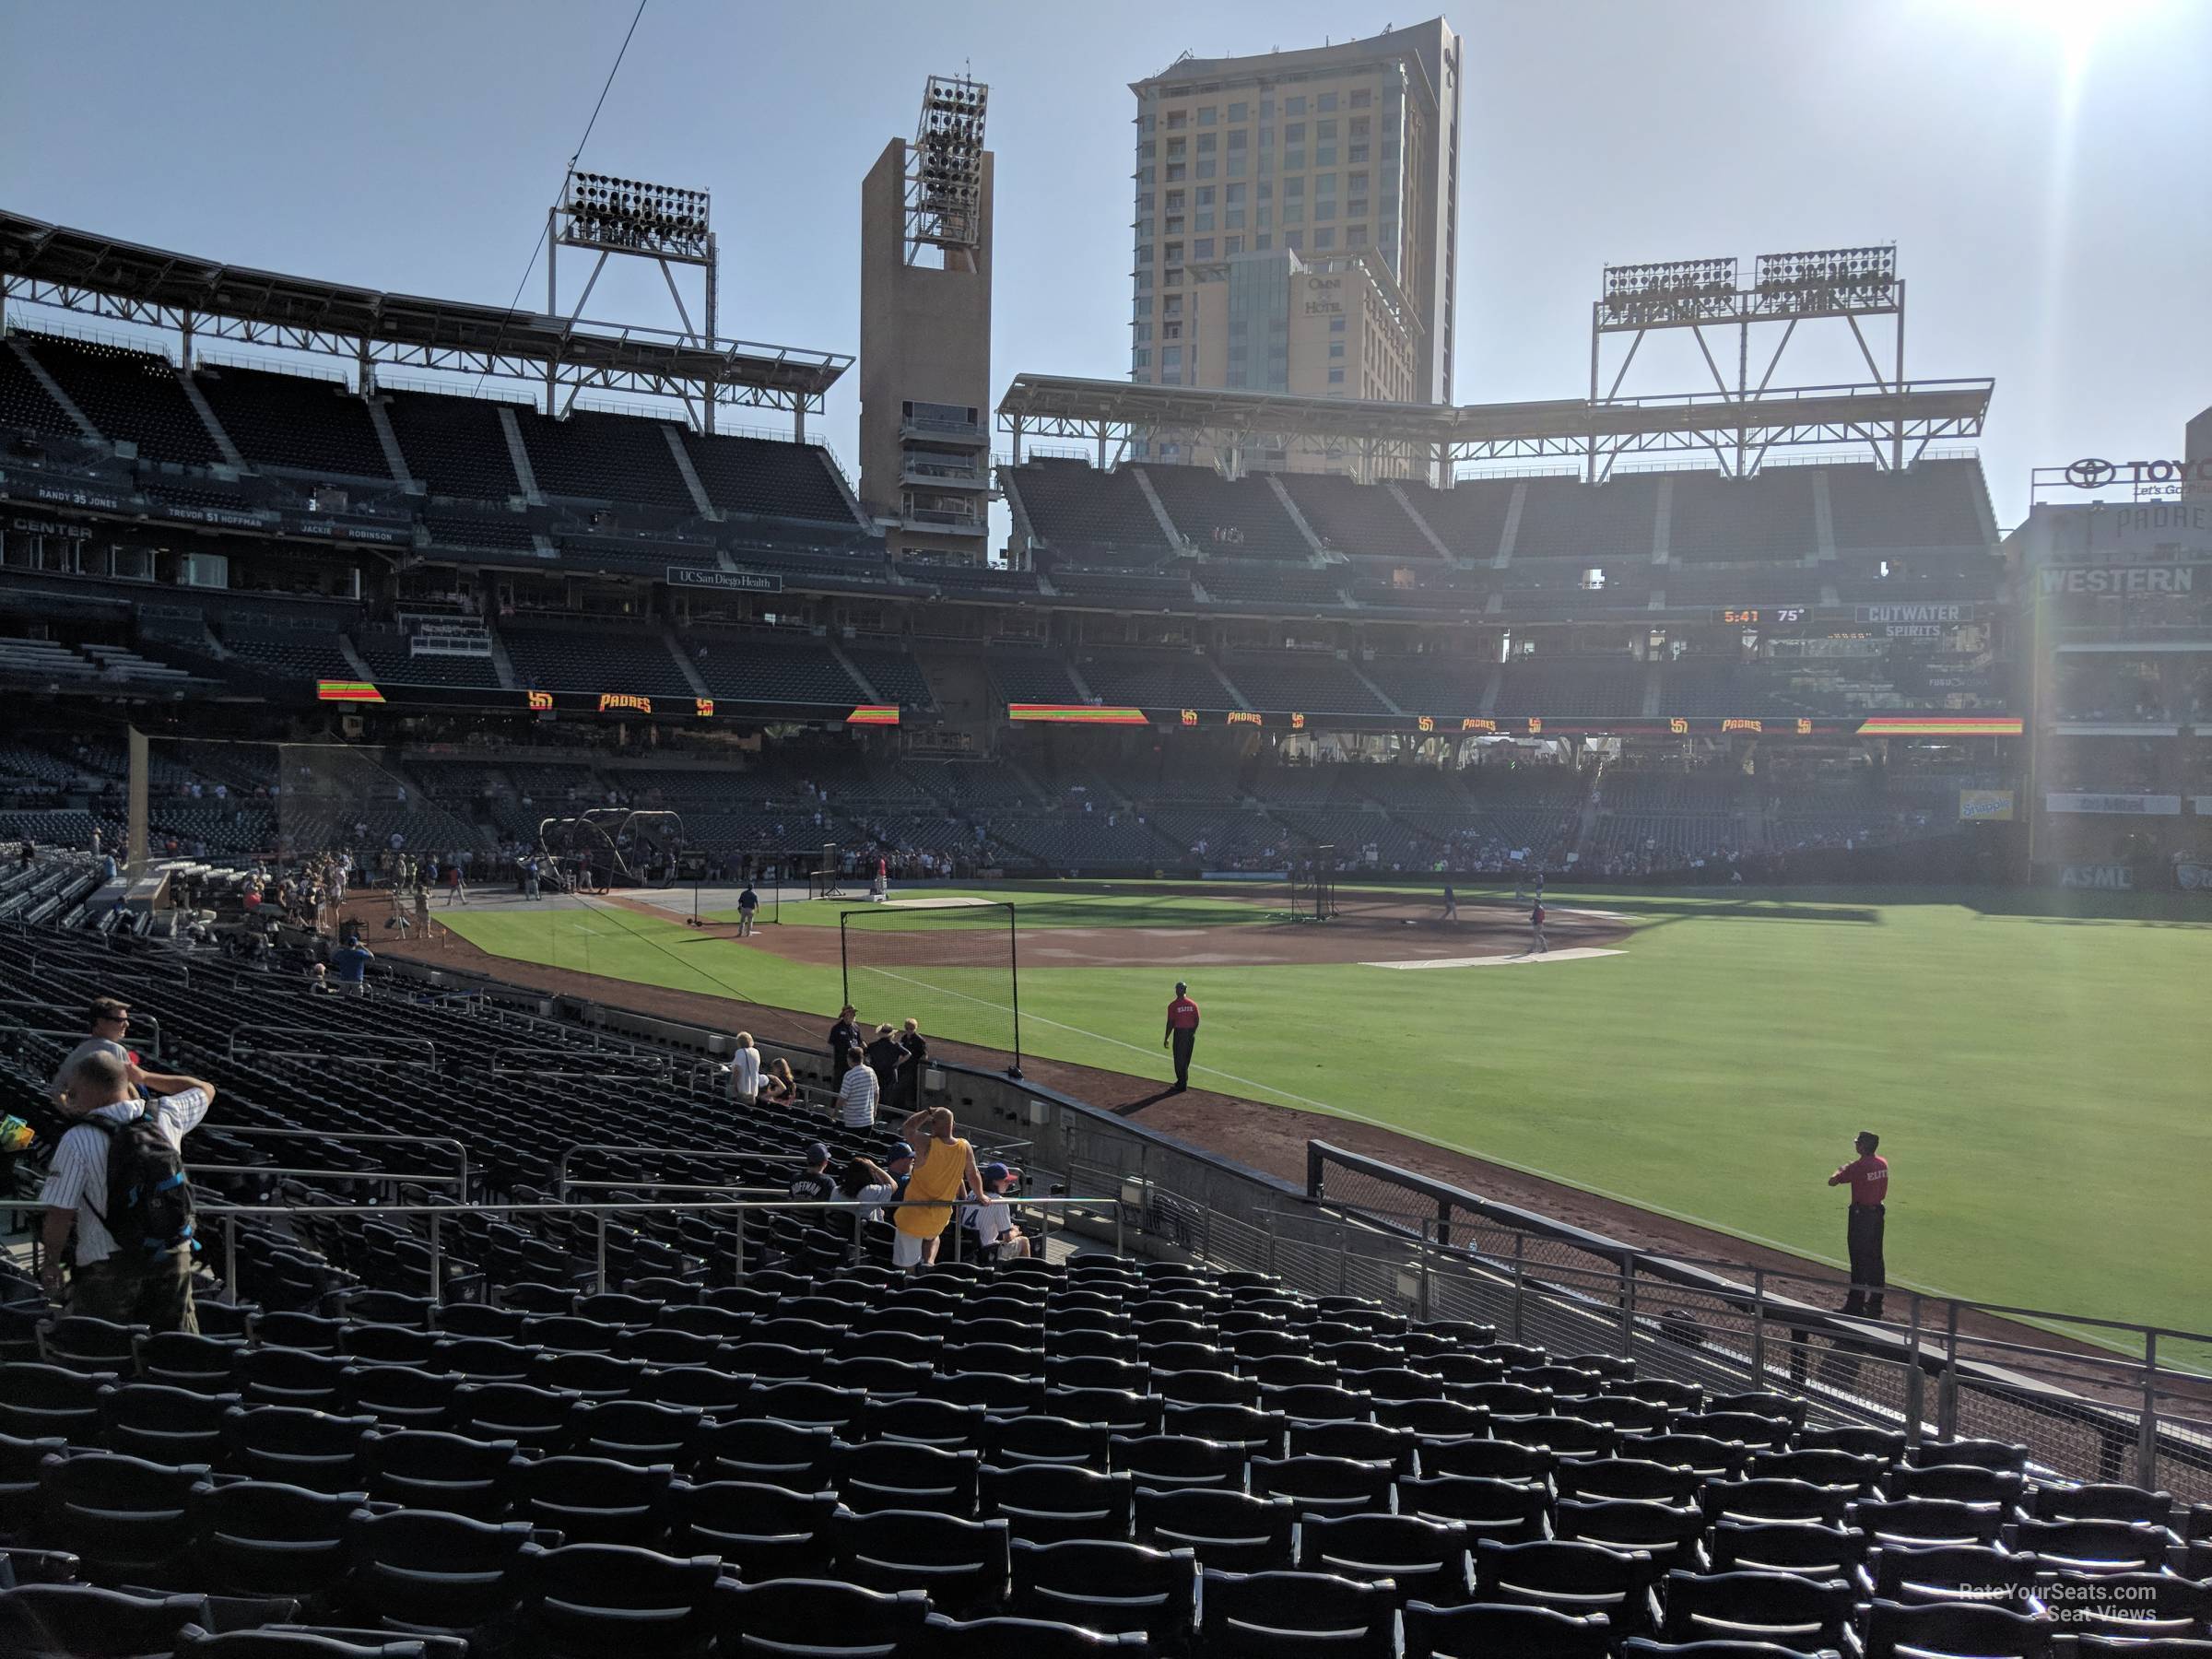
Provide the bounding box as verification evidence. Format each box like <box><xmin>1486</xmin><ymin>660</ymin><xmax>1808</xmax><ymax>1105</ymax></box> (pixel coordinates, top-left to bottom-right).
<box><xmin>1198</xmin><ymin>1569</ymin><xmax>1398</xmax><ymax>1659</ymax></box>
<box><xmin>708</xmin><ymin>1577</ymin><xmax>931</xmax><ymax>1659</ymax></box>
<box><xmin>1011</xmin><ymin>1537</ymin><xmax>1198</xmax><ymax>1642</ymax></box>
<box><xmin>1405</xmin><ymin>1602</ymin><xmax>1614</xmax><ymax>1659</ymax></box>
<box><xmin>339</xmin><ymin>1508</ymin><xmax>541</xmax><ymax>1639</ymax></box>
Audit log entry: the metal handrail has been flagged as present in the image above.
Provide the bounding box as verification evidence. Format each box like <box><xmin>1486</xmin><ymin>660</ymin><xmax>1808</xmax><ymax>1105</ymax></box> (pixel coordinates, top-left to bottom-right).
<box><xmin>560</xmin><ymin>1182</ymin><xmax>789</xmax><ymax>1194</ymax></box>
<box><xmin>186</xmin><ymin>1164</ymin><xmax>468</xmax><ymax>1189</ymax></box>
<box><xmin>207</xmin><ymin>1128</ymin><xmax>469</xmax><ymax>1201</ymax></box>
<box><xmin>0</xmin><ymin>1005</ymin><xmax>164</xmax><ymax>1054</ymax></box>
<box><xmin>556</xmin><ymin>1133</ymin><xmax>1043</xmax><ymax>1204</ymax></box>
<box><xmin>1314</xmin><ymin>1206</ymin><xmax>2208</xmax><ymax>1488</ymax></box>
<box><xmin>0</xmin><ymin>1021</ymin><xmax>169</xmax><ymax>1066</ymax></box>
<box><xmin>0</xmin><ymin>1193</ymin><xmax>1125</xmax><ymax>1312</ymax></box>
<box><xmin>1435</xmin><ymin>1242</ymin><xmax>2210</xmax><ymax>1400</ymax></box>
<box><xmin>1413</xmin><ymin>1216</ymin><xmax>2212</xmax><ymax>1352</ymax></box>
<box><xmin>1312</xmin><ymin>1141</ymin><xmax>2212</xmax><ymax>1361</ymax></box>
<box><xmin>555</xmin><ymin>1143</ymin><xmax>768</xmax><ymax>1199</ymax></box>
<box><xmin>228</xmin><ymin>1027</ymin><xmax>437</xmax><ymax>1066</ymax></box>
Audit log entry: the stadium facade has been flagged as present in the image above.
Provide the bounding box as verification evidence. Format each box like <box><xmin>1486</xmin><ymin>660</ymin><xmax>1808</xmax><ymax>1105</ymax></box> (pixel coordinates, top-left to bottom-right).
<box><xmin>2007</xmin><ymin>411</ymin><xmax>2212</xmax><ymax>892</ymax></box>
<box><xmin>0</xmin><ymin>206</ymin><xmax>2116</xmax><ymax>890</ymax></box>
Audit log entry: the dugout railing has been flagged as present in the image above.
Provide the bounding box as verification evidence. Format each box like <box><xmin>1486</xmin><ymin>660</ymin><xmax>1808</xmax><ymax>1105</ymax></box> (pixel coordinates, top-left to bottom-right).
<box><xmin>335</xmin><ymin>946</ymin><xmax>2212</xmax><ymax>1500</ymax></box>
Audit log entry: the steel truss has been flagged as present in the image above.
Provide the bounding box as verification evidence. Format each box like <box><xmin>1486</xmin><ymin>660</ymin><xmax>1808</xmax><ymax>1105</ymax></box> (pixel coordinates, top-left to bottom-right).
<box><xmin>547</xmin><ymin>170</ymin><xmax>738</xmax><ymax>430</ymax></box>
<box><xmin>997</xmin><ymin>373</ymin><xmax>1991</xmax><ymax>487</ymax></box>
<box><xmin>1593</xmin><ymin>245</ymin><xmax>1917</xmax><ymax>480</ymax></box>
<box><xmin>0</xmin><ymin>211</ymin><xmax>848</xmax><ymax>433</ymax></box>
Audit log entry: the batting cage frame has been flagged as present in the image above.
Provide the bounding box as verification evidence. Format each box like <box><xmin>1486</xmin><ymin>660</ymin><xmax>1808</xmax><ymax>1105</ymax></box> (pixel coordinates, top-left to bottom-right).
<box><xmin>840</xmin><ymin>900</ymin><xmax>1022</xmax><ymax>1078</ymax></box>
<box><xmin>677</xmin><ymin>851</ymin><xmax>788</xmax><ymax>929</ymax></box>
<box><xmin>538</xmin><ymin>808</ymin><xmax>687</xmax><ymax>888</ymax></box>
<box><xmin>1287</xmin><ymin>842</ymin><xmax>1339</xmax><ymax>922</ymax></box>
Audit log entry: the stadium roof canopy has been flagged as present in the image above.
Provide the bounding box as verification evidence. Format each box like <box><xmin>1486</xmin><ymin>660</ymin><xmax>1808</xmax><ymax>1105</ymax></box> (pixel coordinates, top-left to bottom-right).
<box><xmin>0</xmin><ymin>211</ymin><xmax>849</xmax><ymax>419</ymax></box>
<box><xmin>999</xmin><ymin>372</ymin><xmax>1994</xmax><ymax>479</ymax></box>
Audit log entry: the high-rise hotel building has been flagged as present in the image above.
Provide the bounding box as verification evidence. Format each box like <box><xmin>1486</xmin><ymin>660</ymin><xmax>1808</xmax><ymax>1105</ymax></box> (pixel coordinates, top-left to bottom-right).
<box><xmin>1127</xmin><ymin>18</ymin><xmax>1463</xmax><ymax>455</ymax></box>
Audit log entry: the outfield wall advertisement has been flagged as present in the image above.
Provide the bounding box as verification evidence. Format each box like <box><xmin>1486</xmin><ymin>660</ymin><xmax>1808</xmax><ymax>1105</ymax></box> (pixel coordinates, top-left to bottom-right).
<box><xmin>1959</xmin><ymin>789</ymin><xmax>2015</xmax><ymax>821</ymax></box>
<box><xmin>2054</xmin><ymin>863</ymin><xmax>2136</xmax><ymax>890</ymax></box>
<box><xmin>2043</xmin><ymin>793</ymin><xmax>2182</xmax><ymax>815</ymax></box>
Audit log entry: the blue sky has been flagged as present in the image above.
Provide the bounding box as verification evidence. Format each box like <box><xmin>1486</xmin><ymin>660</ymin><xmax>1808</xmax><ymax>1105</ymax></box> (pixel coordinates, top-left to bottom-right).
<box><xmin>3</xmin><ymin>0</ymin><xmax>2206</xmax><ymax>530</ymax></box>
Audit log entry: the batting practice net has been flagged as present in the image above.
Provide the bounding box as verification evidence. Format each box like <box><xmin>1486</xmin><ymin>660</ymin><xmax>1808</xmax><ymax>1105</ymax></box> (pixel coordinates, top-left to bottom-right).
<box><xmin>134</xmin><ymin>736</ymin><xmax>491</xmax><ymax>877</ymax></box>
<box><xmin>838</xmin><ymin>900</ymin><xmax>1020</xmax><ymax>1077</ymax></box>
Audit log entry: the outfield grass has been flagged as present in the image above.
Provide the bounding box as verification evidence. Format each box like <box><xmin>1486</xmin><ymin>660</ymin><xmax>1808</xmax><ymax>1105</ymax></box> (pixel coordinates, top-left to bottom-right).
<box><xmin>439</xmin><ymin>884</ymin><xmax>2211</xmax><ymax>1353</ymax></box>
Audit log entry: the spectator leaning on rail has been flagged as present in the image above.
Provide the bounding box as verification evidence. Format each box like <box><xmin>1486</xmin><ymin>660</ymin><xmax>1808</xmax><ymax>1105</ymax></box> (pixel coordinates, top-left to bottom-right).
<box><xmin>38</xmin><ymin>1051</ymin><xmax>215</xmax><ymax>1331</ymax></box>
<box><xmin>837</xmin><ymin>1044</ymin><xmax>879</xmax><ymax>1131</ymax></box>
<box><xmin>889</xmin><ymin>1106</ymin><xmax>982</xmax><ymax>1272</ymax></box>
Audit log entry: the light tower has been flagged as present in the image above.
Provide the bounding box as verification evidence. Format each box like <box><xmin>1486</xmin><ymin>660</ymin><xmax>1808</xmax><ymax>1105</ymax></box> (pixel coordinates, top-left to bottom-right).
<box><xmin>1590</xmin><ymin>244</ymin><xmax>1908</xmax><ymax>480</ymax></box>
<box><xmin>547</xmin><ymin>171</ymin><xmax>720</xmax><ymax>428</ymax></box>
<box><xmin>905</xmin><ymin>75</ymin><xmax>990</xmax><ymax>267</ymax></box>
<box><xmin>860</xmin><ymin>75</ymin><xmax>995</xmax><ymax>564</ymax></box>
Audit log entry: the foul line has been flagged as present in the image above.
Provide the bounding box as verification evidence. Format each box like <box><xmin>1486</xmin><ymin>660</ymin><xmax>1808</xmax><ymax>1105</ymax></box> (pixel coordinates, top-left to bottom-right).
<box><xmin>1362</xmin><ymin>947</ymin><xmax>1626</xmax><ymax>971</ymax></box>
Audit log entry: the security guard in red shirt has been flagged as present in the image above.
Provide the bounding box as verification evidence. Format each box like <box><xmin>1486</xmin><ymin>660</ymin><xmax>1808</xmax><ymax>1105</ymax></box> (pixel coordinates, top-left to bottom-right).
<box><xmin>1163</xmin><ymin>981</ymin><xmax>1200</xmax><ymax>1093</ymax></box>
<box><xmin>1827</xmin><ymin>1130</ymin><xmax>1888</xmax><ymax>1319</ymax></box>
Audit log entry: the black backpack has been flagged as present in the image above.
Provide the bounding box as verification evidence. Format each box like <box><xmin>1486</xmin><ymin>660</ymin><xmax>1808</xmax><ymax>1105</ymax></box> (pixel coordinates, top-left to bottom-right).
<box><xmin>84</xmin><ymin>1110</ymin><xmax>196</xmax><ymax>1258</ymax></box>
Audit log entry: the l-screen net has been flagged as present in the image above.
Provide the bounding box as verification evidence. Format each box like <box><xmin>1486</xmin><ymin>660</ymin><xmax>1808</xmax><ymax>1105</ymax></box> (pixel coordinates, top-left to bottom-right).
<box><xmin>838</xmin><ymin>899</ymin><xmax>1019</xmax><ymax>1076</ymax></box>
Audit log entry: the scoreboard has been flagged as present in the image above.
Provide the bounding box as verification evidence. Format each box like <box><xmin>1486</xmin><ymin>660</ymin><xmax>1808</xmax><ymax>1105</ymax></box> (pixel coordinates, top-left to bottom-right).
<box><xmin>1716</xmin><ymin>606</ymin><xmax>1808</xmax><ymax>626</ymax></box>
<box><xmin>1711</xmin><ymin>604</ymin><xmax>1983</xmax><ymax>628</ymax></box>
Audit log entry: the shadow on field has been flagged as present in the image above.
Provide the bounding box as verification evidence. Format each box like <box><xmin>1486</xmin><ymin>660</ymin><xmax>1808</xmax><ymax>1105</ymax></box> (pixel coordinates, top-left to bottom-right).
<box><xmin>1434</xmin><ymin>883</ymin><xmax>2212</xmax><ymax>930</ymax></box>
<box><xmin>1431</xmin><ymin>888</ymin><xmax>1884</xmax><ymax>931</ymax></box>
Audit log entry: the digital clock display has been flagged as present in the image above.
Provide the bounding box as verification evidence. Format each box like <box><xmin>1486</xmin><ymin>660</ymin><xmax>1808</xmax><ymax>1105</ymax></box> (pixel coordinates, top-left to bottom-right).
<box><xmin>1719</xmin><ymin>606</ymin><xmax>1806</xmax><ymax>625</ymax></box>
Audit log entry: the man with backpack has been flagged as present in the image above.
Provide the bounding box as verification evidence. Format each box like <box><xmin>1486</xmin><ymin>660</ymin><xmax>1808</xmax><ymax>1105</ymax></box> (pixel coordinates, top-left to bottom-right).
<box><xmin>36</xmin><ymin>1050</ymin><xmax>215</xmax><ymax>1331</ymax></box>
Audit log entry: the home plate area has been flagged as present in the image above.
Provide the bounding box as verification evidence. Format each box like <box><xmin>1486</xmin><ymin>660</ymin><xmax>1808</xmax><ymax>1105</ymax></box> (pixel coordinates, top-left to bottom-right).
<box><xmin>1361</xmin><ymin>947</ymin><xmax>1628</xmax><ymax>970</ymax></box>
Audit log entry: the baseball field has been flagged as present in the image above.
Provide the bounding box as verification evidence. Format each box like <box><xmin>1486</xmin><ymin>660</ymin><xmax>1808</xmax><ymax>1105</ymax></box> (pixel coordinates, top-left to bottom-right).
<box><xmin>426</xmin><ymin>879</ymin><xmax>2209</xmax><ymax>1358</ymax></box>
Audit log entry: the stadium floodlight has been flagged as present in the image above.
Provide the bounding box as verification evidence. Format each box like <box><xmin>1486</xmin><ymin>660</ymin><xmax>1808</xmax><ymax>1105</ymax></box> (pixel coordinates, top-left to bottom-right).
<box><xmin>905</xmin><ymin>72</ymin><xmax>989</xmax><ymax>261</ymax></box>
<box><xmin>1754</xmin><ymin>244</ymin><xmax>1897</xmax><ymax>300</ymax></box>
<box><xmin>559</xmin><ymin>171</ymin><xmax>713</xmax><ymax>264</ymax></box>
<box><xmin>1603</xmin><ymin>256</ymin><xmax>1738</xmax><ymax>299</ymax></box>
<box><xmin>1600</xmin><ymin>256</ymin><xmax>1739</xmax><ymax>321</ymax></box>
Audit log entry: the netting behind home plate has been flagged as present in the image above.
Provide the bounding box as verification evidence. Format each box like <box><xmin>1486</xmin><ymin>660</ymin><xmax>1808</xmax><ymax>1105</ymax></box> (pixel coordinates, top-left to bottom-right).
<box><xmin>135</xmin><ymin>737</ymin><xmax>487</xmax><ymax>873</ymax></box>
<box><xmin>839</xmin><ymin>900</ymin><xmax>1019</xmax><ymax>1076</ymax></box>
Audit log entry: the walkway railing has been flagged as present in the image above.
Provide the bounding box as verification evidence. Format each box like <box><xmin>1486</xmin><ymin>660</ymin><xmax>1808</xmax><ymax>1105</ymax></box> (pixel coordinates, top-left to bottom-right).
<box><xmin>3</xmin><ymin>1193</ymin><xmax>1128</xmax><ymax>1305</ymax></box>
